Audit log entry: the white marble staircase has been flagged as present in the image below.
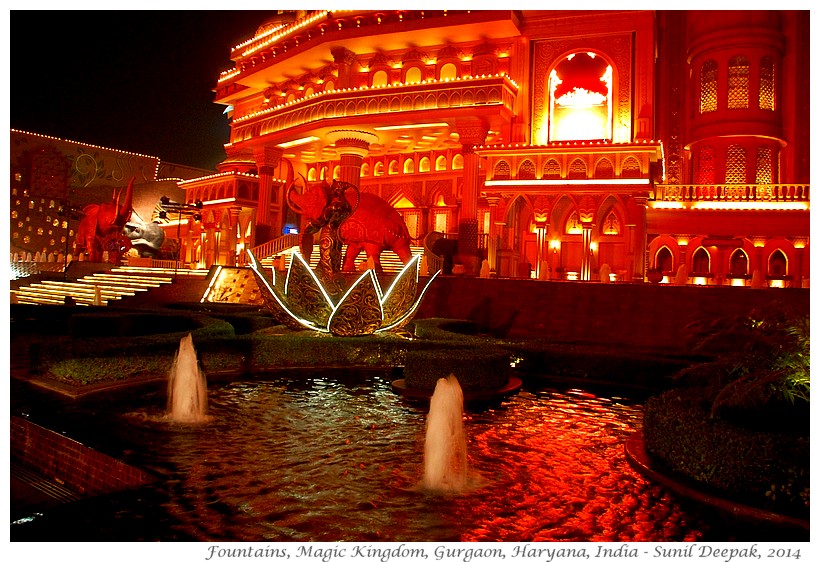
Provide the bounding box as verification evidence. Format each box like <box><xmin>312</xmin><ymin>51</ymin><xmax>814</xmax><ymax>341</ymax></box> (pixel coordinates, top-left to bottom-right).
<box><xmin>10</xmin><ymin>266</ymin><xmax>209</xmax><ymax>306</ymax></box>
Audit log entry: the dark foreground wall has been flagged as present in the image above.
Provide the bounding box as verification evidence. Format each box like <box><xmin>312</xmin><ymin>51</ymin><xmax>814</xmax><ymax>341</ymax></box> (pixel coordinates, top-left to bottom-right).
<box><xmin>414</xmin><ymin>277</ymin><xmax>810</xmax><ymax>353</ymax></box>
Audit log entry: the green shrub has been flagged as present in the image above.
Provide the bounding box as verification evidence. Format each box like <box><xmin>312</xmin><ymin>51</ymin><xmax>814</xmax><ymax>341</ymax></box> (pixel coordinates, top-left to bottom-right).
<box><xmin>403</xmin><ymin>347</ymin><xmax>510</xmax><ymax>390</ymax></box>
<box><xmin>644</xmin><ymin>387</ymin><xmax>809</xmax><ymax>518</ymax></box>
<box><xmin>675</xmin><ymin>303</ymin><xmax>810</xmax><ymax>422</ymax></box>
<box><xmin>412</xmin><ymin>318</ymin><xmax>481</xmax><ymax>339</ymax></box>
<box><xmin>48</xmin><ymin>355</ymin><xmax>174</xmax><ymax>385</ymax></box>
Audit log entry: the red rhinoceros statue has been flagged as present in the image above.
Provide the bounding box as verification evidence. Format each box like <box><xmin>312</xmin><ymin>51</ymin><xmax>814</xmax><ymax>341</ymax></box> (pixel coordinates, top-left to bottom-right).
<box><xmin>73</xmin><ymin>177</ymin><xmax>135</xmax><ymax>263</ymax></box>
<box><xmin>286</xmin><ymin>180</ymin><xmax>413</xmax><ymax>273</ymax></box>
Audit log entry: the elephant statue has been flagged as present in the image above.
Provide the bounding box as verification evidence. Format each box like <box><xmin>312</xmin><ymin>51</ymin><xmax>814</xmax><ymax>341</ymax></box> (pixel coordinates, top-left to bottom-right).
<box><xmin>287</xmin><ymin>179</ymin><xmax>413</xmax><ymax>274</ymax></box>
<box><xmin>74</xmin><ymin>177</ymin><xmax>135</xmax><ymax>263</ymax></box>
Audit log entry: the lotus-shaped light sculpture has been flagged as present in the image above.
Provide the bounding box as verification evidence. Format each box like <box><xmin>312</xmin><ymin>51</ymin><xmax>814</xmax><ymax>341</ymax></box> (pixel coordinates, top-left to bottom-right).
<box><xmin>247</xmin><ymin>249</ymin><xmax>440</xmax><ymax>336</ymax></box>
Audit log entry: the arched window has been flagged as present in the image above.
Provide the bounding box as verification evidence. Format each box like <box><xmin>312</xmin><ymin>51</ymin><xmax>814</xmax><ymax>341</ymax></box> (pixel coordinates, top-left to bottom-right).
<box><xmin>405</xmin><ymin>66</ymin><xmax>422</xmax><ymax>84</ymax></box>
<box><xmin>518</xmin><ymin>159</ymin><xmax>536</xmax><ymax>180</ymax></box>
<box><xmin>440</xmin><ymin>63</ymin><xmax>458</xmax><ymax>81</ymax></box>
<box><xmin>692</xmin><ymin>247</ymin><xmax>711</xmax><ymax>273</ymax></box>
<box><xmin>389</xmin><ymin>160</ymin><xmax>400</xmax><ymax>175</ymax></box>
<box><xmin>696</xmin><ymin>146</ymin><xmax>716</xmax><ymax>184</ymax></box>
<box><xmin>601</xmin><ymin>210</ymin><xmax>620</xmax><ymax>235</ymax></box>
<box><xmin>372</xmin><ymin>70</ymin><xmax>388</xmax><ymax>87</ymax></box>
<box><xmin>404</xmin><ymin>158</ymin><xmax>415</xmax><ymax>174</ymax></box>
<box><xmin>729</xmin><ymin>249</ymin><xmax>749</xmax><ymax>276</ymax></box>
<box><xmin>452</xmin><ymin>154</ymin><xmax>464</xmax><ymax>170</ymax></box>
<box><xmin>768</xmin><ymin>250</ymin><xmax>788</xmax><ymax>276</ymax></box>
<box><xmin>548</xmin><ymin>52</ymin><xmax>613</xmax><ymax>141</ymax></box>
<box><xmin>374</xmin><ymin>162</ymin><xmax>384</xmax><ymax>176</ymax></box>
<box><xmin>656</xmin><ymin>246</ymin><xmax>674</xmax><ymax>274</ymax></box>
<box><xmin>700</xmin><ymin>59</ymin><xmax>718</xmax><ymax>113</ymax></box>
<box><xmin>332</xmin><ymin>166</ymin><xmax>341</xmax><ymax>180</ymax></box>
<box><xmin>755</xmin><ymin>147</ymin><xmax>773</xmax><ymax>184</ymax></box>
<box><xmin>493</xmin><ymin>160</ymin><xmax>511</xmax><ymax>180</ymax></box>
<box><xmin>728</xmin><ymin>55</ymin><xmax>749</xmax><ymax>109</ymax></box>
<box><xmin>419</xmin><ymin>157</ymin><xmax>431</xmax><ymax>172</ymax></box>
<box><xmin>594</xmin><ymin>158</ymin><xmax>614</xmax><ymax>179</ymax></box>
<box><xmin>759</xmin><ymin>56</ymin><xmax>775</xmax><ymax>111</ymax></box>
<box><xmin>621</xmin><ymin>157</ymin><xmax>641</xmax><ymax>179</ymax></box>
<box><xmin>308</xmin><ymin>168</ymin><xmax>318</xmax><ymax>181</ymax></box>
<box><xmin>568</xmin><ymin>158</ymin><xmax>587</xmax><ymax>180</ymax></box>
<box><xmin>435</xmin><ymin>155</ymin><xmax>447</xmax><ymax>171</ymax></box>
<box><xmin>361</xmin><ymin>162</ymin><xmax>370</xmax><ymax>177</ymax></box>
<box><xmin>725</xmin><ymin>145</ymin><xmax>746</xmax><ymax>184</ymax></box>
<box><xmin>542</xmin><ymin>159</ymin><xmax>561</xmax><ymax>179</ymax></box>
<box><xmin>565</xmin><ymin>211</ymin><xmax>582</xmax><ymax>235</ymax></box>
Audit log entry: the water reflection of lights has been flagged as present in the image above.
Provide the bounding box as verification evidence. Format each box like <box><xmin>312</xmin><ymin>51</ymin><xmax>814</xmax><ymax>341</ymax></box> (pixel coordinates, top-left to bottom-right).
<box><xmin>12</xmin><ymin>376</ymin><xmax>712</xmax><ymax>541</ymax></box>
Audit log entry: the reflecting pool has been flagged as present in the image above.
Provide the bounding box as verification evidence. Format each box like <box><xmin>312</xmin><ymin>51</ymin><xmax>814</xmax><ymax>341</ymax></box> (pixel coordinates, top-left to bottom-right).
<box><xmin>10</xmin><ymin>372</ymin><xmax>752</xmax><ymax>541</ymax></box>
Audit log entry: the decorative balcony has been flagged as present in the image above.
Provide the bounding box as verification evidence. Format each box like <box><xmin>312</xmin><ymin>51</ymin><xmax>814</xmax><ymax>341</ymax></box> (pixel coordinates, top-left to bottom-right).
<box><xmin>480</xmin><ymin>142</ymin><xmax>662</xmax><ymax>194</ymax></box>
<box><xmin>230</xmin><ymin>75</ymin><xmax>517</xmax><ymax>144</ymax></box>
<box><xmin>652</xmin><ymin>184</ymin><xmax>809</xmax><ymax>209</ymax></box>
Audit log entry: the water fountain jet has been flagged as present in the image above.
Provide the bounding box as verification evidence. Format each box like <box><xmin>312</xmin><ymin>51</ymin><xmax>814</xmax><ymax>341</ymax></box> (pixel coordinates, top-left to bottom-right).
<box><xmin>166</xmin><ymin>333</ymin><xmax>208</xmax><ymax>423</ymax></box>
<box><xmin>421</xmin><ymin>374</ymin><xmax>469</xmax><ymax>493</ymax></box>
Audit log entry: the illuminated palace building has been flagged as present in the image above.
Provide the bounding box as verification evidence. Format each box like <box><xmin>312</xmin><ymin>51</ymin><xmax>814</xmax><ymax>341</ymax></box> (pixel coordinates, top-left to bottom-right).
<box><xmin>197</xmin><ymin>9</ymin><xmax>808</xmax><ymax>287</ymax></box>
<box><xmin>12</xmin><ymin>10</ymin><xmax>810</xmax><ymax>287</ymax></box>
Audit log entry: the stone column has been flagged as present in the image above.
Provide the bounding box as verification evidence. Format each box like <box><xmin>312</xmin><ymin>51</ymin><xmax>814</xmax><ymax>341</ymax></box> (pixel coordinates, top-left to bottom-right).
<box><xmin>227</xmin><ymin>206</ymin><xmax>241</xmax><ymax>266</ymax></box>
<box><xmin>327</xmin><ymin>130</ymin><xmax>378</xmax><ymax>189</ymax></box>
<box><xmin>631</xmin><ymin>195</ymin><xmax>649</xmax><ymax>281</ymax></box>
<box><xmin>580</xmin><ymin>223</ymin><xmax>593</xmax><ymax>281</ymax></box>
<box><xmin>792</xmin><ymin>240</ymin><xmax>806</xmax><ymax>288</ymax></box>
<box><xmin>331</xmin><ymin>46</ymin><xmax>359</xmax><ymax>89</ymax></box>
<box><xmin>253</xmin><ymin>145</ymin><xmax>284</xmax><ymax>241</ymax></box>
<box><xmin>455</xmin><ymin>119</ymin><xmax>489</xmax><ymax>275</ymax></box>
<box><xmin>534</xmin><ymin>218</ymin><xmax>550</xmax><ymax>281</ymax></box>
<box><xmin>485</xmin><ymin>196</ymin><xmax>501</xmax><ymax>274</ymax></box>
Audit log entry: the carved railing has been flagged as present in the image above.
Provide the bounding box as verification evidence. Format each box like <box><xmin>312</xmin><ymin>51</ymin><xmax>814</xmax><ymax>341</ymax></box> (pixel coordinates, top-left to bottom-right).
<box><xmin>241</xmin><ymin>233</ymin><xmax>301</xmax><ymax>265</ymax></box>
<box><xmin>655</xmin><ymin>184</ymin><xmax>809</xmax><ymax>203</ymax></box>
<box><xmin>231</xmin><ymin>76</ymin><xmax>517</xmax><ymax>143</ymax></box>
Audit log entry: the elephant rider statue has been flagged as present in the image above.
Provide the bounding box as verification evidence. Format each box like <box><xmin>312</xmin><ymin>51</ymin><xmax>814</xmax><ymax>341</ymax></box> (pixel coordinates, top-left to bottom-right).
<box><xmin>287</xmin><ymin>179</ymin><xmax>414</xmax><ymax>278</ymax></box>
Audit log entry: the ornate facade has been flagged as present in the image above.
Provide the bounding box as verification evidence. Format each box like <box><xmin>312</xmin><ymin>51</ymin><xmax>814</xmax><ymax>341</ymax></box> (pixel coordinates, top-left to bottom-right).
<box><xmin>186</xmin><ymin>10</ymin><xmax>809</xmax><ymax>286</ymax></box>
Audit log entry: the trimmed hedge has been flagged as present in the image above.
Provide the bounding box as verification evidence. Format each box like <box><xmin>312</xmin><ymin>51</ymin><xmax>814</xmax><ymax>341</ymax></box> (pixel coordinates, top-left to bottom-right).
<box><xmin>33</xmin><ymin>313</ymin><xmax>236</xmax><ymax>385</ymax></box>
<box><xmin>643</xmin><ymin>387</ymin><xmax>809</xmax><ymax>519</ymax></box>
<box><xmin>403</xmin><ymin>348</ymin><xmax>510</xmax><ymax>391</ymax></box>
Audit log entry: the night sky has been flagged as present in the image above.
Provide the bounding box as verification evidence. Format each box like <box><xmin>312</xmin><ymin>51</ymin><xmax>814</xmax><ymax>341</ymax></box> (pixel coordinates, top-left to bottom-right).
<box><xmin>10</xmin><ymin>10</ymin><xmax>276</xmax><ymax>171</ymax></box>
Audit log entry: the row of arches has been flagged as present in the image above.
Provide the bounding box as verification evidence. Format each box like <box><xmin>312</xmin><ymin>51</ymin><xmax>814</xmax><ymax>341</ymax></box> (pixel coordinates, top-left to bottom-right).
<box><xmin>184</xmin><ymin>179</ymin><xmax>264</xmax><ymax>206</ymax></box>
<box><xmin>234</xmin><ymin>82</ymin><xmax>507</xmax><ymax>143</ymax></box>
<box><xmin>492</xmin><ymin>155</ymin><xmax>643</xmax><ymax>181</ymax></box>
<box><xmin>650</xmin><ymin>235</ymin><xmax>807</xmax><ymax>287</ymax></box>
<box><xmin>307</xmin><ymin>153</ymin><xmax>465</xmax><ymax>181</ymax></box>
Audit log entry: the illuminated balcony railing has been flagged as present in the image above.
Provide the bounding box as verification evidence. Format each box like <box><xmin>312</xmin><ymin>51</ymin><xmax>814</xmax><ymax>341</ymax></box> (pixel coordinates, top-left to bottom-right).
<box><xmin>230</xmin><ymin>76</ymin><xmax>517</xmax><ymax>143</ymax></box>
<box><xmin>654</xmin><ymin>184</ymin><xmax>809</xmax><ymax>205</ymax></box>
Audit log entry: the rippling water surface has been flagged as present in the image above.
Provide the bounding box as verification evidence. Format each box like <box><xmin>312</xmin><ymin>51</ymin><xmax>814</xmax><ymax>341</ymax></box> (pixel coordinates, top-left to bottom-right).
<box><xmin>13</xmin><ymin>373</ymin><xmax>710</xmax><ymax>541</ymax></box>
